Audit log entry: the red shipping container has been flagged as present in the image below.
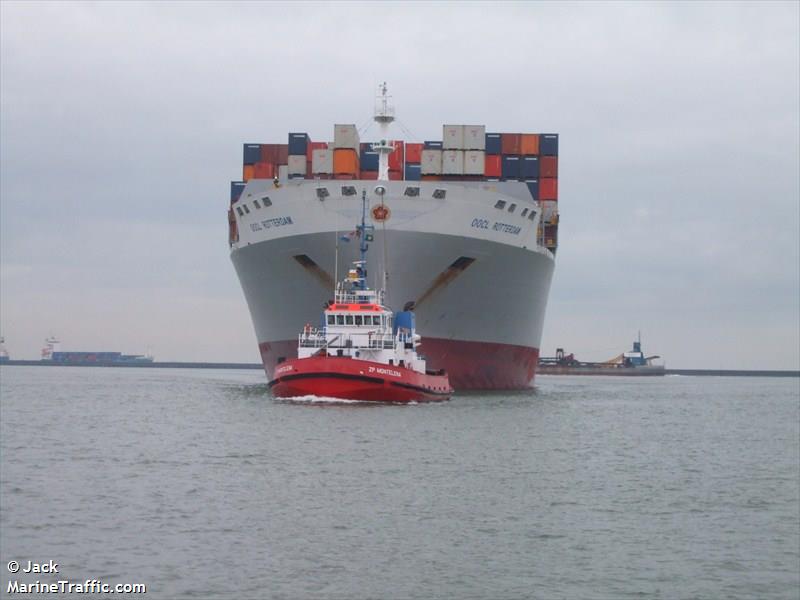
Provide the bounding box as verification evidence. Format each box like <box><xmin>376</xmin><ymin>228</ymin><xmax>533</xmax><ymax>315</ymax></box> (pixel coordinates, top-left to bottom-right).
<box><xmin>277</xmin><ymin>144</ymin><xmax>289</xmax><ymax>165</ymax></box>
<box><xmin>501</xmin><ymin>133</ymin><xmax>522</xmax><ymax>155</ymax></box>
<box><xmin>334</xmin><ymin>173</ymin><xmax>357</xmax><ymax>180</ymax></box>
<box><xmin>260</xmin><ymin>143</ymin><xmax>282</xmax><ymax>164</ymax></box>
<box><xmin>253</xmin><ymin>162</ymin><xmax>275</xmax><ymax>179</ymax></box>
<box><xmin>388</xmin><ymin>141</ymin><xmax>405</xmax><ymax>171</ymax></box>
<box><xmin>421</xmin><ymin>175</ymin><xmax>441</xmax><ymax>181</ymax></box>
<box><xmin>242</xmin><ymin>164</ymin><xmax>254</xmax><ymax>181</ymax></box>
<box><xmin>484</xmin><ymin>155</ymin><xmax>501</xmax><ymax>177</ymax></box>
<box><xmin>539</xmin><ymin>177</ymin><xmax>558</xmax><ymax>200</ymax></box>
<box><xmin>360</xmin><ymin>171</ymin><xmax>379</xmax><ymax>180</ymax></box>
<box><xmin>307</xmin><ymin>141</ymin><xmax>328</xmax><ymax>161</ymax></box>
<box><xmin>406</xmin><ymin>143</ymin><xmax>423</xmax><ymax>163</ymax></box>
<box><xmin>540</xmin><ymin>156</ymin><xmax>558</xmax><ymax>178</ymax></box>
<box><xmin>388</xmin><ymin>170</ymin><xmax>402</xmax><ymax>181</ymax></box>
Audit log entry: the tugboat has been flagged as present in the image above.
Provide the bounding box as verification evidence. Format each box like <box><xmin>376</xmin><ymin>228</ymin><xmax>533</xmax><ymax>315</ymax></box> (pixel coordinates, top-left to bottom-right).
<box><xmin>268</xmin><ymin>190</ymin><xmax>453</xmax><ymax>402</ymax></box>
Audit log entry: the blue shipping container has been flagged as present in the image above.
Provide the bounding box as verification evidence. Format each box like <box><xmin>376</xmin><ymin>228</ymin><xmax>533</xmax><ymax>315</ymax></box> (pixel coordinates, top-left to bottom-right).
<box><xmin>521</xmin><ymin>156</ymin><xmax>540</xmax><ymax>178</ymax></box>
<box><xmin>288</xmin><ymin>133</ymin><xmax>309</xmax><ymax>155</ymax></box>
<box><xmin>502</xmin><ymin>155</ymin><xmax>521</xmax><ymax>179</ymax></box>
<box><xmin>243</xmin><ymin>144</ymin><xmax>262</xmax><ymax>165</ymax></box>
<box><xmin>405</xmin><ymin>163</ymin><xmax>421</xmax><ymax>181</ymax></box>
<box><xmin>540</xmin><ymin>134</ymin><xmax>559</xmax><ymax>156</ymax></box>
<box><xmin>360</xmin><ymin>150</ymin><xmax>379</xmax><ymax>171</ymax></box>
<box><xmin>485</xmin><ymin>133</ymin><xmax>502</xmax><ymax>155</ymax></box>
<box><xmin>525</xmin><ymin>179</ymin><xmax>539</xmax><ymax>201</ymax></box>
<box><xmin>230</xmin><ymin>181</ymin><xmax>246</xmax><ymax>202</ymax></box>
<box><xmin>424</xmin><ymin>141</ymin><xmax>443</xmax><ymax>149</ymax></box>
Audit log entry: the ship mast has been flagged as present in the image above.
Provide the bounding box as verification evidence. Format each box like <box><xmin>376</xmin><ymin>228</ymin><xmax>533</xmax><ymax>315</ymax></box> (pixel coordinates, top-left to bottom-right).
<box><xmin>372</xmin><ymin>82</ymin><xmax>395</xmax><ymax>181</ymax></box>
<box><xmin>355</xmin><ymin>190</ymin><xmax>375</xmax><ymax>291</ymax></box>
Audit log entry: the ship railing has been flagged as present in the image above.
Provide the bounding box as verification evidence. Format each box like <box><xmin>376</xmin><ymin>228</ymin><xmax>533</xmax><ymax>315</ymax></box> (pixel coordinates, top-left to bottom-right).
<box><xmin>298</xmin><ymin>330</ymin><xmax>400</xmax><ymax>350</ymax></box>
<box><xmin>333</xmin><ymin>291</ymin><xmax>379</xmax><ymax>305</ymax></box>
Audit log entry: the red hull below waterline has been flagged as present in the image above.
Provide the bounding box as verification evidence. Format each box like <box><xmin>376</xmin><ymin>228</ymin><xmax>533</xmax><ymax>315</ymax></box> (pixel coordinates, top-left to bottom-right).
<box><xmin>268</xmin><ymin>356</ymin><xmax>453</xmax><ymax>403</ymax></box>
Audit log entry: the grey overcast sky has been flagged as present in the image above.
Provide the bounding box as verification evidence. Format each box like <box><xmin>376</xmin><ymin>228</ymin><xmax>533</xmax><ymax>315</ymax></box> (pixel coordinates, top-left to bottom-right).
<box><xmin>1</xmin><ymin>1</ymin><xmax>798</xmax><ymax>369</ymax></box>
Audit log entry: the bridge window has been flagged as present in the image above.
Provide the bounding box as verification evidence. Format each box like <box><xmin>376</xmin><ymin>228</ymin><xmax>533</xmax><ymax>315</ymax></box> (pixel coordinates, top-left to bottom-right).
<box><xmin>242</xmin><ymin>204</ymin><xmax>250</xmax><ymax>214</ymax></box>
<box><xmin>346</xmin><ymin>315</ymin><xmax>354</xmax><ymax>325</ymax></box>
<box><xmin>508</xmin><ymin>203</ymin><xmax>516</xmax><ymax>213</ymax></box>
<box><xmin>236</xmin><ymin>206</ymin><xmax>244</xmax><ymax>216</ymax></box>
<box><xmin>521</xmin><ymin>207</ymin><xmax>528</xmax><ymax>217</ymax></box>
<box><xmin>261</xmin><ymin>196</ymin><xmax>272</xmax><ymax>206</ymax></box>
<box><xmin>336</xmin><ymin>315</ymin><xmax>344</xmax><ymax>325</ymax></box>
<box><xmin>327</xmin><ymin>315</ymin><xmax>335</xmax><ymax>325</ymax></box>
<box><xmin>528</xmin><ymin>210</ymin><xmax>536</xmax><ymax>221</ymax></box>
<box><xmin>494</xmin><ymin>199</ymin><xmax>506</xmax><ymax>209</ymax></box>
<box><xmin>253</xmin><ymin>199</ymin><xmax>261</xmax><ymax>209</ymax></box>
<box><xmin>355</xmin><ymin>315</ymin><xmax>363</xmax><ymax>326</ymax></box>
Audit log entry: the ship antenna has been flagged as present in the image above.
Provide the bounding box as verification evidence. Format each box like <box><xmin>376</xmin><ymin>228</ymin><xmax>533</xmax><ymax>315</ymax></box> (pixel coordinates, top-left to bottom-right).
<box><xmin>357</xmin><ymin>189</ymin><xmax>375</xmax><ymax>291</ymax></box>
<box><xmin>372</xmin><ymin>82</ymin><xmax>395</xmax><ymax>181</ymax></box>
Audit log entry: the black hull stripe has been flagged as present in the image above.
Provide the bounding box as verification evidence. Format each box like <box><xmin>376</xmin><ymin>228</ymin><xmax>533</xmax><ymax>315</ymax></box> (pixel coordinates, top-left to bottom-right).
<box><xmin>269</xmin><ymin>371</ymin><xmax>451</xmax><ymax>396</ymax></box>
<box><xmin>268</xmin><ymin>372</ymin><xmax>383</xmax><ymax>388</ymax></box>
<box><xmin>389</xmin><ymin>380</ymin><xmax>452</xmax><ymax>397</ymax></box>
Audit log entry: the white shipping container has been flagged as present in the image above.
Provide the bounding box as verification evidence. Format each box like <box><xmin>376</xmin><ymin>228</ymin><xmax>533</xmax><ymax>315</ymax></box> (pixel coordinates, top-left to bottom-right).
<box><xmin>311</xmin><ymin>148</ymin><xmax>333</xmax><ymax>174</ymax></box>
<box><xmin>463</xmin><ymin>150</ymin><xmax>485</xmax><ymax>175</ymax></box>
<box><xmin>287</xmin><ymin>154</ymin><xmax>307</xmax><ymax>176</ymax></box>
<box><xmin>278</xmin><ymin>164</ymin><xmax>289</xmax><ymax>180</ymax></box>
<box><xmin>442</xmin><ymin>150</ymin><xmax>464</xmax><ymax>175</ymax></box>
<box><xmin>334</xmin><ymin>124</ymin><xmax>359</xmax><ymax>150</ymax></box>
<box><xmin>540</xmin><ymin>200</ymin><xmax>558</xmax><ymax>224</ymax></box>
<box><xmin>420</xmin><ymin>149</ymin><xmax>442</xmax><ymax>174</ymax></box>
<box><xmin>463</xmin><ymin>125</ymin><xmax>486</xmax><ymax>150</ymax></box>
<box><xmin>443</xmin><ymin>124</ymin><xmax>464</xmax><ymax>149</ymax></box>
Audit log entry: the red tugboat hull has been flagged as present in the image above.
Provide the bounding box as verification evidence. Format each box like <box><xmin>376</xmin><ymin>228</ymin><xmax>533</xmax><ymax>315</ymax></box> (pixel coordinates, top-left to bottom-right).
<box><xmin>268</xmin><ymin>356</ymin><xmax>453</xmax><ymax>403</ymax></box>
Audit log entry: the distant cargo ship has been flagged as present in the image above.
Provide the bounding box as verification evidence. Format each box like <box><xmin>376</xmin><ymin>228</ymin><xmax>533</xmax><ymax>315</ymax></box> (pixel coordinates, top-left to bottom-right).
<box><xmin>40</xmin><ymin>336</ymin><xmax>153</xmax><ymax>365</ymax></box>
<box><xmin>538</xmin><ymin>337</ymin><xmax>665</xmax><ymax>376</ymax></box>
<box><xmin>0</xmin><ymin>336</ymin><xmax>9</xmax><ymax>363</ymax></box>
<box><xmin>228</xmin><ymin>84</ymin><xmax>560</xmax><ymax>390</ymax></box>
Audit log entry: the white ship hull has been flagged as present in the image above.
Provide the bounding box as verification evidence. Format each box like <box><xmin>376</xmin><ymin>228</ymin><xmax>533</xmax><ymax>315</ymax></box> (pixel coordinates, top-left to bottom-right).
<box><xmin>230</xmin><ymin>179</ymin><xmax>555</xmax><ymax>389</ymax></box>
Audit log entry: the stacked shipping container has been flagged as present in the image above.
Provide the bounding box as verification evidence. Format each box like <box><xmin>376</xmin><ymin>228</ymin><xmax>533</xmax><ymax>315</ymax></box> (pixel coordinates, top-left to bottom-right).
<box><xmin>231</xmin><ymin>124</ymin><xmax>559</xmax><ymax>250</ymax></box>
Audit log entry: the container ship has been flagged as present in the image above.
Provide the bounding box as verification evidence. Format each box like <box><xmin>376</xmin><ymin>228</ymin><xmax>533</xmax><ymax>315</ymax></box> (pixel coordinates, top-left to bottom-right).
<box><xmin>228</xmin><ymin>85</ymin><xmax>559</xmax><ymax>389</ymax></box>
<box><xmin>40</xmin><ymin>337</ymin><xmax>154</xmax><ymax>365</ymax></box>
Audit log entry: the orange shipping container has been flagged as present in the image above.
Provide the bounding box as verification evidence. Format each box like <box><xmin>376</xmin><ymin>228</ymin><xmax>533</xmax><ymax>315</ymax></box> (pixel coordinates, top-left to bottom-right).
<box><xmin>484</xmin><ymin>155</ymin><xmax>501</xmax><ymax>177</ymax></box>
<box><xmin>520</xmin><ymin>134</ymin><xmax>540</xmax><ymax>156</ymax></box>
<box><xmin>389</xmin><ymin>170</ymin><xmax>403</xmax><ymax>181</ymax></box>
<box><xmin>421</xmin><ymin>175</ymin><xmax>441</xmax><ymax>181</ymax></box>
<box><xmin>243</xmin><ymin>164</ymin><xmax>254</xmax><ymax>181</ymax></box>
<box><xmin>539</xmin><ymin>177</ymin><xmax>558</xmax><ymax>200</ymax></box>
<box><xmin>501</xmin><ymin>133</ymin><xmax>521</xmax><ymax>155</ymax></box>
<box><xmin>253</xmin><ymin>162</ymin><xmax>275</xmax><ymax>179</ymax></box>
<box><xmin>360</xmin><ymin>171</ymin><xmax>379</xmax><ymax>180</ymax></box>
<box><xmin>540</xmin><ymin>156</ymin><xmax>558</xmax><ymax>178</ymax></box>
<box><xmin>333</xmin><ymin>148</ymin><xmax>359</xmax><ymax>174</ymax></box>
<box><xmin>406</xmin><ymin>143</ymin><xmax>423</xmax><ymax>163</ymax></box>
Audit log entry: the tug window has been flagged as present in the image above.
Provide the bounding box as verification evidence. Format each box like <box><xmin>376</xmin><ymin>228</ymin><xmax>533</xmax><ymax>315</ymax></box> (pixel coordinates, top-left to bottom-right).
<box><xmin>355</xmin><ymin>315</ymin><xmax>363</xmax><ymax>326</ymax></box>
<box><xmin>336</xmin><ymin>315</ymin><xmax>344</xmax><ymax>325</ymax></box>
<box><xmin>327</xmin><ymin>315</ymin><xmax>335</xmax><ymax>325</ymax></box>
<box><xmin>372</xmin><ymin>316</ymin><xmax>380</xmax><ymax>325</ymax></box>
<box><xmin>346</xmin><ymin>315</ymin><xmax>354</xmax><ymax>325</ymax></box>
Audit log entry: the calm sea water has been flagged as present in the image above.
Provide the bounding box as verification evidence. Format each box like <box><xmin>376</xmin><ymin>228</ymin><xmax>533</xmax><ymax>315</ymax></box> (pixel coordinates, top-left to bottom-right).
<box><xmin>1</xmin><ymin>366</ymin><xmax>798</xmax><ymax>599</ymax></box>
